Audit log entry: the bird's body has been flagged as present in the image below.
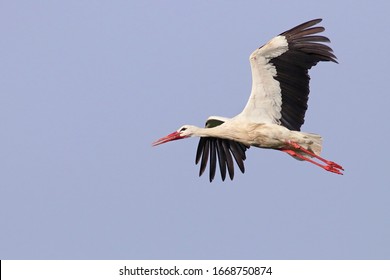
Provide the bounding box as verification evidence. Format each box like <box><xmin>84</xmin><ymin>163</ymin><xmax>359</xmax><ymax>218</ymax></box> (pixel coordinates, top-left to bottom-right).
<box><xmin>153</xmin><ymin>19</ymin><xmax>343</xmax><ymax>181</ymax></box>
<box><xmin>179</xmin><ymin>121</ymin><xmax>321</xmax><ymax>153</ymax></box>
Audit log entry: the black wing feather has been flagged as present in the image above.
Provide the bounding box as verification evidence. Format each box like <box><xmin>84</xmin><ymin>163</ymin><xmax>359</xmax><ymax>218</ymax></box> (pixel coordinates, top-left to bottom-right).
<box><xmin>216</xmin><ymin>139</ymin><xmax>227</xmax><ymax>181</ymax></box>
<box><xmin>195</xmin><ymin>119</ymin><xmax>249</xmax><ymax>182</ymax></box>
<box><xmin>209</xmin><ymin>138</ymin><xmax>217</xmax><ymax>182</ymax></box>
<box><xmin>221</xmin><ymin>140</ymin><xmax>234</xmax><ymax>180</ymax></box>
<box><xmin>199</xmin><ymin>138</ymin><xmax>209</xmax><ymax>177</ymax></box>
<box><xmin>272</xmin><ymin>18</ymin><xmax>337</xmax><ymax>131</ymax></box>
<box><xmin>229</xmin><ymin>140</ymin><xmax>246</xmax><ymax>173</ymax></box>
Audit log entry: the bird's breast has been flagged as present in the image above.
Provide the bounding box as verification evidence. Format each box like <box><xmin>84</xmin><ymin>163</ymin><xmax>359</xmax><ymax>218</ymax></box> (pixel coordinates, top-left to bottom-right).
<box><xmin>216</xmin><ymin>122</ymin><xmax>290</xmax><ymax>149</ymax></box>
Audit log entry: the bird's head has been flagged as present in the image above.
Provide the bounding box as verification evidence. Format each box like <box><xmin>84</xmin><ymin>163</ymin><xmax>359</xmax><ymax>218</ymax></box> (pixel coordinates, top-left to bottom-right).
<box><xmin>152</xmin><ymin>125</ymin><xmax>197</xmax><ymax>146</ymax></box>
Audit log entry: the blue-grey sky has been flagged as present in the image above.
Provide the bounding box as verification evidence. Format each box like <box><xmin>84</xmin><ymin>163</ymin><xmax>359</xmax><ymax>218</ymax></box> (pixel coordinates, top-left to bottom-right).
<box><xmin>1</xmin><ymin>0</ymin><xmax>389</xmax><ymax>259</ymax></box>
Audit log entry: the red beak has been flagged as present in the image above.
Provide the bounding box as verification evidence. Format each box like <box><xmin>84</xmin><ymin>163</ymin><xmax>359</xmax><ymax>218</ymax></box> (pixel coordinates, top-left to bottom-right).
<box><xmin>152</xmin><ymin>131</ymin><xmax>186</xmax><ymax>146</ymax></box>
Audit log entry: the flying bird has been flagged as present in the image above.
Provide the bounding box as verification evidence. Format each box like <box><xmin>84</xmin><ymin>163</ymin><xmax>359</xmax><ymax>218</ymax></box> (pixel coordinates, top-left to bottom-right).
<box><xmin>153</xmin><ymin>19</ymin><xmax>343</xmax><ymax>181</ymax></box>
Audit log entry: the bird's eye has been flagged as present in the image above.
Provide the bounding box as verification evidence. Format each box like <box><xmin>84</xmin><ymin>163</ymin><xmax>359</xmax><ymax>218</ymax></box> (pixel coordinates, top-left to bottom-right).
<box><xmin>180</xmin><ymin>127</ymin><xmax>187</xmax><ymax>132</ymax></box>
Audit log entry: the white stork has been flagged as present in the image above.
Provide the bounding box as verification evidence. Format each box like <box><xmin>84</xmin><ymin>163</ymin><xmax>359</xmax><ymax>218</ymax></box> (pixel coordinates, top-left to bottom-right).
<box><xmin>153</xmin><ymin>19</ymin><xmax>343</xmax><ymax>181</ymax></box>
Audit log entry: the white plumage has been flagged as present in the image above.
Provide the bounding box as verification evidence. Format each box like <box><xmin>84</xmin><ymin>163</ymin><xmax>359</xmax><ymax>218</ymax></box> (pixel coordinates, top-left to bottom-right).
<box><xmin>153</xmin><ymin>19</ymin><xmax>343</xmax><ymax>181</ymax></box>
<box><xmin>239</xmin><ymin>36</ymin><xmax>288</xmax><ymax>123</ymax></box>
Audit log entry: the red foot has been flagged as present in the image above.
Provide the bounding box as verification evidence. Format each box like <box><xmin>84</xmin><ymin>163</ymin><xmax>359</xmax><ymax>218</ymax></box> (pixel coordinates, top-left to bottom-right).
<box><xmin>327</xmin><ymin>161</ymin><xmax>344</xmax><ymax>171</ymax></box>
<box><xmin>324</xmin><ymin>165</ymin><xmax>343</xmax><ymax>175</ymax></box>
<box><xmin>281</xmin><ymin>141</ymin><xmax>344</xmax><ymax>175</ymax></box>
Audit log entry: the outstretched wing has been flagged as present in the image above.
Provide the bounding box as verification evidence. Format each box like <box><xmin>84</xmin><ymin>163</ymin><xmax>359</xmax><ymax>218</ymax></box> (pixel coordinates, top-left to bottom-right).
<box><xmin>195</xmin><ymin>118</ymin><xmax>249</xmax><ymax>182</ymax></box>
<box><xmin>237</xmin><ymin>19</ymin><xmax>337</xmax><ymax>131</ymax></box>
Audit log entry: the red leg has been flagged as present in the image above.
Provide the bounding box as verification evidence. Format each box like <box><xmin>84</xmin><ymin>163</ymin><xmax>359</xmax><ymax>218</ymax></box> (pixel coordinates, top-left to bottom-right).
<box><xmin>282</xmin><ymin>141</ymin><xmax>344</xmax><ymax>175</ymax></box>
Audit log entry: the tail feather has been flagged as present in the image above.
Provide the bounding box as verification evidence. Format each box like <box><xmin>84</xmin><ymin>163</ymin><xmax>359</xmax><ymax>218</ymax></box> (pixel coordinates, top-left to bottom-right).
<box><xmin>302</xmin><ymin>132</ymin><xmax>322</xmax><ymax>156</ymax></box>
<box><xmin>289</xmin><ymin>132</ymin><xmax>323</xmax><ymax>160</ymax></box>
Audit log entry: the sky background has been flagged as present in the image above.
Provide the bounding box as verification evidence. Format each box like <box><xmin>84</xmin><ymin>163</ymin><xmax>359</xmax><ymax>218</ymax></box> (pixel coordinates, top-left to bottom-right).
<box><xmin>1</xmin><ymin>0</ymin><xmax>389</xmax><ymax>259</ymax></box>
